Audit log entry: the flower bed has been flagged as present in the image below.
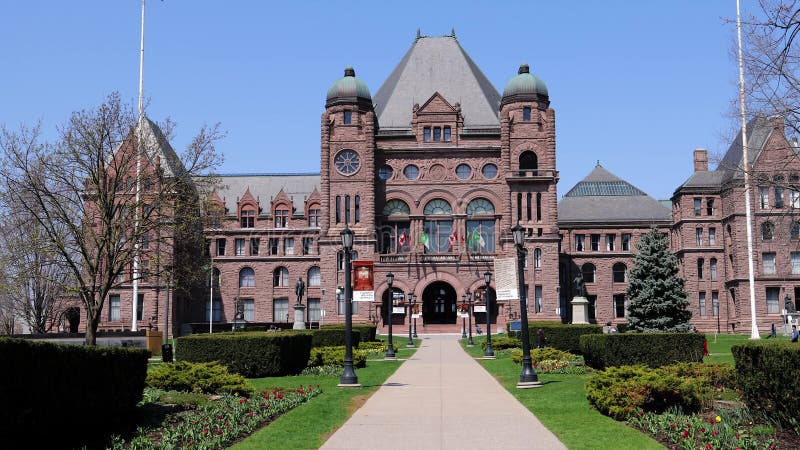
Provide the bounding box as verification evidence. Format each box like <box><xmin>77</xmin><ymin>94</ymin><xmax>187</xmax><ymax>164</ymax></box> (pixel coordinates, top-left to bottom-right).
<box><xmin>110</xmin><ymin>386</ymin><xmax>320</xmax><ymax>449</ymax></box>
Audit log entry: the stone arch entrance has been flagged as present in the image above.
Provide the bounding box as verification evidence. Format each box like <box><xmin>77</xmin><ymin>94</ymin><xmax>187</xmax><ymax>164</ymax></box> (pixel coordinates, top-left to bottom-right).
<box><xmin>422</xmin><ymin>282</ymin><xmax>457</xmax><ymax>324</ymax></box>
<box><xmin>64</xmin><ymin>307</ymin><xmax>80</xmax><ymax>333</ymax></box>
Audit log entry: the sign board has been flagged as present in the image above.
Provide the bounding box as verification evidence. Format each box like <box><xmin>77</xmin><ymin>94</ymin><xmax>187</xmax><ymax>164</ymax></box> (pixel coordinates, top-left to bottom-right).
<box><xmin>412</xmin><ymin>313</ymin><xmax>421</xmax><ymax>319</ymax></box>
<box><xmin>508</xmin><ymin>321</ymin><xmax>522</xmax><ymax>332</ymax></box>
<box><xmin>493</xmin><ymin>257</ymin><xmax>519</xmax><ymax>301</ymax></box>
<box><xmin>353</xmin><ymin>260</ymin><xmax>374</xmax><ymax>302</ymax></box>
<box><xmin>392</xmin><ymin>306</ymin><xmax>406</xmax><ymax>314</ymax></box>
<box><xmin>457</xmin><ymin>312</ymin><xmax>470</xmax><ymax>318</ymax></box>
<box><xmin>474</xmin><ymin>305</ymin><xmax>487</xmax><ymax>313</ymax></box>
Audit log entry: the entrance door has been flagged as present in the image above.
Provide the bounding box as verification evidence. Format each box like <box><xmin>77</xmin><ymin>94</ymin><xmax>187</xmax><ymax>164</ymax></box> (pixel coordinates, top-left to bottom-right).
<box><xmin>422</xmin><ymin>282</ymin><xmax>457</xmax><ymax>324</ymax></box>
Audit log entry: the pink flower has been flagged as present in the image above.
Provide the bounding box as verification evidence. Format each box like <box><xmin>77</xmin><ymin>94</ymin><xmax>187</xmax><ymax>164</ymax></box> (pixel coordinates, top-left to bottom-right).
<box><xmin>712</xmin><ymin>430</ymin><xmax>719</xmax><ymax>436</ymax></box>
<box><xmin>204</xmin><ymin>429</ymin><xmax>209</xmax><ymax>435</ymax></box>
<box><xmin>706</xmin><ymin>444</ymin><xmax>712</xmax><ymax>450</ymax></box>
<box><xmin>670</xmin><ymin>423</ymin><xmax>676</xmax><ymax>430</ymax></box>
<box><xmin>217</xmin><ymin>429</ymin><xmax>223</xmax><ymax>435</ymax></box>
<box><xmin>239</xmin><ymin>398</ymin><xmax>246</xmax><ymax>404</ymax></box>
<box><xmin>682</xmin><ymin>430</ymin><xmax>689</xmax><ymax>439</ymax></box>
<box><xmin>277</xmin><ymin>392</ymin><xmax>284</xmax><ymax>399</ymax></box>
<box><xmin>248</xmin><ymin>411</ymin><xmax>254</xmax><ymax>416</ymax></box>
<box><xmin>217</xmin><ymin>415</ymin><xmax>223</xmax><ymax>420</ymax></box>
<box><xmin>264</xmin><ymin>393</ymin><xmax>270</xmax><ymax>399</ymax></box>
<box><xmin>700</xmin><ymin>427</ymin><xmax>706</xmax><ymax>432</ymax></box>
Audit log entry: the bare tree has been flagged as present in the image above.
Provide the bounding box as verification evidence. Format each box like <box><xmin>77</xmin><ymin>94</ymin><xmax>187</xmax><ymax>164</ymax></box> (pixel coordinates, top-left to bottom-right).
<box><xmin>0</xmin><ymin>93</ymin><xmax>223</xmax><ymax>345</ymax></box>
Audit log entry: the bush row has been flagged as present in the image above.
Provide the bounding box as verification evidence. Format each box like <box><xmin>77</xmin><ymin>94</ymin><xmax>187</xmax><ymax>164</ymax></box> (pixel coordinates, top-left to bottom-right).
<box><xmin>510</xmin><ymin>322</ymin><xmax>603</xmax><ymax>355</ymax></box>
<box><xmin>176</xmin><ymin>332</ymin><xmax>311</xmax><ymax>378</ymax></box>
<box><xmin>322</xmin><ymin>324</ymin><xmax>377</xmax><ymax>343</ymax></box>
<box><xmin>310</xmin><ymin>328</ymin><xmax>361</xmax><ymax>348</ymax></box>
<box><xmin>0</xmin><ymin>338</ymin><xmax>149</xmax><ymax>445</ymax></box>
<box><xmin>732</xmin><ymin>341</ymin><xmax>800</xmax><ymax>430</ymax></box>
<box><xmin>146</xmin><ymin>361</ymin><xmax>253</xmax><ymax>396</ymax></box>
<box><xmin>308</xmin><ymin>346</ymin><xmax>367</xmax><ymax>368</ymax></box>
<box><xmin>579</xmin><ymin>333</ymin><xmax>704</xmax><ymax>369</ymax></box>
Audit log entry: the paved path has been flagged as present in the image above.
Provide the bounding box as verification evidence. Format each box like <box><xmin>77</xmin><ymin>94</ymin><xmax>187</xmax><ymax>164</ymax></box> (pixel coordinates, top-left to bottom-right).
<box><xmin>321</xmin><ymin>334</ymin><xmax>566</xmax><ymax>450</ymax></box>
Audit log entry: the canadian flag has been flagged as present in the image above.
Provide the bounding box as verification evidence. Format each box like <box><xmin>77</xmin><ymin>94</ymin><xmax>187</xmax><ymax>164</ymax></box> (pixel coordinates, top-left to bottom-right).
<box><xmin>448</xmin><ymin>229</ymin><xmax>458</xmax><ymax>249</ymax></box>
<box><xmin>398</xmin><ymin>231</ymin><xmax>408</xmax><ymax>250</ymax></box>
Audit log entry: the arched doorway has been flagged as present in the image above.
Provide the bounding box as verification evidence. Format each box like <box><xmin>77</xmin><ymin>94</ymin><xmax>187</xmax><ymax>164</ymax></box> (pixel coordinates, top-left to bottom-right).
<box><xmin>422</xmin><ymin>282</ymin><xmax>457</xmax><ymax>324</ymax></box>
<box><xmin>65</xmin><ymin>307</ymin><xmax>80</xmax><ymax>333</ymax></box>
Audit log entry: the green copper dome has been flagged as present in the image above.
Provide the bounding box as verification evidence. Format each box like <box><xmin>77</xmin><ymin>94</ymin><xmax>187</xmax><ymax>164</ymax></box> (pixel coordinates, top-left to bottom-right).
<box><xmin>326</xmin><ymin>67</ymin><xmax>372</xmax><ymax>107</ymax></box>
<box><xmin>501</xmin><ymin>64</ymin><xmax>549</xmax><ymax>105</ymax></box>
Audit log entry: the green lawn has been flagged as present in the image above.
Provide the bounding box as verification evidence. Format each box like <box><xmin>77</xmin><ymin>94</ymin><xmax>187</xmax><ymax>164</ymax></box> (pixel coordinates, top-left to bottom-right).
<box><xmin>704</xmin><ymin>333</ymin><xmax>752</xmax><ymax>365</ymax></box>
<box><xmin>462</xmin><ymin>336</ymin><xmax>663</xmax><ymax>450</ymax></box>
<box><xmin>232</xmin><ymin>340</ymin><xmax>420</xmax><ymax>449</ymax></box>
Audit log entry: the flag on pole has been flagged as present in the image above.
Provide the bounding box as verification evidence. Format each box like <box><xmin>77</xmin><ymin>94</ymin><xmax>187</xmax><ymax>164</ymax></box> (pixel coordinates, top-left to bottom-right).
<box><xmin>448</xmin><ymin>229</ymin><xmax>458</xmax><ymax>249</ymax></box>
<box><xmin>398</xmin><ymin>231</ymin><xmax>408</xmax><ymax>250</ymax></box>
<box><xmin>420</xmin><ymin>231</ymin><xmax>430</xmax><ymax>249</ymax></box>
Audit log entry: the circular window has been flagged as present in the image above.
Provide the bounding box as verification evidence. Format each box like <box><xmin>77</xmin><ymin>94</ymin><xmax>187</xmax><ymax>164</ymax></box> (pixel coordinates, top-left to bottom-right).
<box><xmin>404</xmin><ymin>165</ymin><xmax>419</xmax><ymax>180</ymax></box>
<box><xmin>334</xmin><ymin>150</ymin><xmax>360</xmax><ymax>175</ymax></box>
<box><xmin>378</xmin><ymin>165</ymin><xmax>393</xmax><ymax>180</ymax></box>
<box><xmin>482</xmin><ymin>163</ymin><xmax>498</xmax><ymax>179</ymax></box>
<box><xmin>456</xmin><ymin>164</ymin><xmax>472</xmax><ymax>179</ymax></box>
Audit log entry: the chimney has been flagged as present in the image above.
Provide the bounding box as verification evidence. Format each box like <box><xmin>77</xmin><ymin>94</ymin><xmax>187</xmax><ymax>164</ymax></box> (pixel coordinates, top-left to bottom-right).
<box><xmin>770</xmin><ymin>114</ymin><xmax>785</xmax><ymax>130</ymax></box>
<box><xmin>693</xmin><ymin>149</ymin><xmax>708</xmax><ymax>172</ymax></box>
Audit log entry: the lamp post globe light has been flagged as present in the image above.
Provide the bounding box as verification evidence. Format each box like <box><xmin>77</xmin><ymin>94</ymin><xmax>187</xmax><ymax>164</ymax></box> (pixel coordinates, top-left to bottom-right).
<box><xmin>407</xmin><ymin>293</ymin><xmax>415</xmax><ymax>347</ymax></box>
<box><xmin>461</xmin><ymin>294</ymin><xmax>467</xmax><ymax>338</ymax></box>
<box><xmin>467</xmin><ymin>290</ymin><xmax>474</xmax><ymax>346</ymax></box>
<box><xmin>483</xmin><ymin>271</ymin><xmax>494</xmax><ymax>359</ymax></box>
<box><xmin>412</xmin><ymin>295</ymin><xmax>418</xmax><ymax>338</ymax></box>
<box><xmin>385</xmin><ymin>272</ymin><xmax>396</xmax><ymax>359</ymax></box>
<box><xmin>512</xmin><ymin>223</ymin><xmax>541</xmax><ymax>388</ymax></box>
<box><xmin>338</xmin><ymin>225</ymin><xmax>360</xmax><ymax>387</ymax></box>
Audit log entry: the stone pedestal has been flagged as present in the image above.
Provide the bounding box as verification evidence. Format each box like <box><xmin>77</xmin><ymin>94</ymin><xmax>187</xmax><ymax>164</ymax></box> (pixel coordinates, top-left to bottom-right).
<box><xmin>571</xmin><ymin>296</ymin><xmax>589</xmax><ymax>325</ymax></box>
<box><xmin>292</xmin><ymin>304</ymin><xmax>306</xmax><ymax>330</ymax></box>
<box><xmin>145</xmin><ymin>330</ymin><xmax>163</xmax><ymax>356</ymax></box>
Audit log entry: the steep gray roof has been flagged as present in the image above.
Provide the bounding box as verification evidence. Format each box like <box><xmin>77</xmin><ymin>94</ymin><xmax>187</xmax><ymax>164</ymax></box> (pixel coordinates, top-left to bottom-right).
<box><xmin>674</xmin><ymin>170</ymin><xmax>727</xmax><ymax>194</ymax></box>
<box><xmin>559</xmin><ymin>165</ymin><xmax>671</xmax><ymax>224</ymax></box>
<box><xmin>138</xmin><ymin>118</ymin><xmax>184</xmax><ymax>177</ymax></box>
<box><xmin>717</xmin><ymin>115</ymin><xmax>773</xmax><ymax>179</ymax></box>
<box><xmin>373</xmin><ymin>35</ymin><xmax>501</xmax><ymax>129</ymax></box>
<box><xmin>214</xmin><ymin>174</ymin><xmax>320</xmax><ymax>215</ymax></box>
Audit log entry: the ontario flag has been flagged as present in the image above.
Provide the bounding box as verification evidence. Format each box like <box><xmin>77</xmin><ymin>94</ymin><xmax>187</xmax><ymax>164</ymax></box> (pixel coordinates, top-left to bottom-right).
<box><xmin>448</xmin><ymin>229</ymin><xmax>458</xmax><ymax>249</ymax></box>
<box><xmin>398</xmin><ymin>231</ymin><xmax>408</xmax><ymax>250</ymax></box>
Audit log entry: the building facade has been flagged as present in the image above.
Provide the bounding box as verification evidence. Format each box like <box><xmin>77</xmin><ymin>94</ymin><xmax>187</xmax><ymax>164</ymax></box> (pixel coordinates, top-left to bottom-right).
<box><xmin>84</xmin><ymin>34</ymin><xmax>800</xmax><ymax>337</ymax></box>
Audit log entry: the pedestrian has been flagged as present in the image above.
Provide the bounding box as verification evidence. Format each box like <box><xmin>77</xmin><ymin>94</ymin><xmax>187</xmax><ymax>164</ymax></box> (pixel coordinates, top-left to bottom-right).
<box><xmin>771</xmin><ymin>323</ymin><xmax>777</xmax><ymax>338</ymax></box>
<box><xmin>792</xmin><ymin>325</ymin><xmax>799</xmax><ymax>343</ymax></box>
<box><xmin>703</xmin><ymin>337</ymin><xmax>709</xmax><ymax>356</ymax></box>
<box><xmin>536</xmin><ymin>328</ymin><xmax>546</xmax><ymax>348</ymax></box>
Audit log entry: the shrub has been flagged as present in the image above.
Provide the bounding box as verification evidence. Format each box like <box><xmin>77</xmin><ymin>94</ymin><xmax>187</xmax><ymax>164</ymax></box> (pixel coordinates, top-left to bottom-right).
<box><xmin>480</xmin><ymin>336</ymin><xmax>521</xmax><ymax>350</ymax></box>
<box><xmin>308</xmin><ymin>346</ymin><xmax>367</xmax><ymax>368</ymax></box>
<box><xmin>310</xmin><ymin>328</ymin><xmax>361</xmax><ymax>348</ymax></box>
<box><xmin>511</xmin><ymin>322</ymin><xmax>602</xmax><ymax>354</ymax></box>
<box><xmin>146</xmin><ymin>361</ymin><xmax>253</xmax><ymax>396</ymax></box>
<box><xmin>510</xmin><ymin>348</ymin><xmax>575</xmax><ymax>364</ymax></box>
<box><xmin>176</xmin><ymin>331</ymin><xmax>311</xmax><ymax>377</ymax></box>
<box><xmin>732</xmin><ymin>341</ymin><xmax>800</xmax><ymax>430</ymax></box>
<box><xmin>662</xmin><ymin>362</ymin><xmax>735</xmax><ymax>390</ymax></box>
<box><xmin>0</xmin><ymin>338</ymin><xmax>149</xmax><ymax>446</ymax></box>
<box><xmin>580</xmin><ymin>332</ymin><xmax>704</xmax><ymax>370</ymax></box>
<box><xmin>321</xmin><ymin>324</ymin><xmax>377</xmax><ymax>343</ymax></box>
<box><xmin>585</xmin><ymin>365</ymin><xmax>713</xmax><ymax>419</ymax></box>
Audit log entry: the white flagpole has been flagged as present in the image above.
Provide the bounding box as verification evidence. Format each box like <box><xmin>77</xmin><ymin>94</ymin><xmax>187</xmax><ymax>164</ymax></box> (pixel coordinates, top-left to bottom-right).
<box><xmin>132</xmin><ymin>0</ymin><xmax>145</xmax><ymax>332</ymax></box>
<box><xmin>736</xmin><ymin>0</ymin><xmax>760</xmax><ymax>339</ymax></box>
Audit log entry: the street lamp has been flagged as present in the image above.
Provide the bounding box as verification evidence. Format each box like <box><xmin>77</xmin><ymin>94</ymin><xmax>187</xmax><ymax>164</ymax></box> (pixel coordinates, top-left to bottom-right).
<box><xmin>461</xmin><ymin>294</ymin><xmax>467</xmax><ymax>338</ymax></box>
<box><xmin>467</xmin><ymin>290</ymin><xmax>474</xmax><ymax>346</ymax></box>
<box><xmin>385</xmin><ymin>272</ymin><xmax>396</xmax><ymax>359</ymax></box>
<box><xmin>339</xmin><ymin>225</ymin><xmax>359</xmax><ymax>386</ymax></box>
<box><xmin>484</xmin><ymin>271</ymin><xmax>494</xmax><ymax>358</ymax></box>
<box><xmin>407</xmin><ymin>292</ymin><xmax>415</xmax><ymax>346</ymax></box>
<box><xmin>512</xmin><ymin>222</ymin><xmax>540</xmax><ymax>388</ymax></box>
<box><xmin>412</xmin><ymin>294</ymin><xmax>419</xmax><ymax>338</ymax></box>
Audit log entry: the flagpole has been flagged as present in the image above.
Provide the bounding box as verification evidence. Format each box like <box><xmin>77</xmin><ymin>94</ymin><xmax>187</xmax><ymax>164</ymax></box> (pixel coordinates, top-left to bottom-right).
<box><xmin>131</xmin><ymin>0</ymin><xmax>145</xmax><ymax>332</ymax></box>
<box><xmin>737</xmin><ymin>0</ymin><xmax>759</xmax><ymax>339</ymax></box>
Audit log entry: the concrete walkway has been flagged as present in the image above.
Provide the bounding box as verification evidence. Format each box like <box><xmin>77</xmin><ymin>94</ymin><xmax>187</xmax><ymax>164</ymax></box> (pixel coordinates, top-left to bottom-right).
<box><xmin>321</xmin><ymin>334</ymin><xmax>566</xmax><ymax>450</ymax></box>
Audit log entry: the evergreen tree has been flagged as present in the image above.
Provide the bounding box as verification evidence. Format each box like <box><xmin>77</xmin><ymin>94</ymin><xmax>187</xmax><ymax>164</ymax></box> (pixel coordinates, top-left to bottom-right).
<box><xmin>626</xmin><ymin>228</ymin><xmax>691</xmax><ymax>332</ymax></box>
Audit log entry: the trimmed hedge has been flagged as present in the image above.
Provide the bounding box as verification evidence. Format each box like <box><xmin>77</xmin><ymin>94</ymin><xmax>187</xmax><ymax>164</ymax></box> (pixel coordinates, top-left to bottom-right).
<box><xmin>322</xmin><ymin>324</ymin><xmax>377</xmax><ymax>342</ymax></box>
<box><xmin>176</xmin><ymin>331</ymin><xmax>312</xmax><ymax>377</ymax></box>
<box><xmin>308</xmin><ymin>346</ymin><xmax>367</xmax><ymax>368</ymax></box>
<box><xmin>580</xmin><ymin>332</ymin><xmax>704</xmax><ymax>370</ymax></box>
<box><xmin>732</xmin><ymin>341</ymin><xmax>800</xmax><ymax>430</ymax></box>
<box><xmin>0</xmin><ymin>338</ymin><xmax>149</xmax><ymax>445</ymax></box>
<box><xmin>146</xmin><ymin>361</ymin><xmax>254</xmax><ymax>396</ymax></box>
<box><xmin>310</xmin><ymin>328</ymin><xmax>361</xmax><ymax>348</ymax></box>
<box><xmin>511</xmin><ymin>322</ymin><xmax>602</xmax><ymax>355</ymax></box>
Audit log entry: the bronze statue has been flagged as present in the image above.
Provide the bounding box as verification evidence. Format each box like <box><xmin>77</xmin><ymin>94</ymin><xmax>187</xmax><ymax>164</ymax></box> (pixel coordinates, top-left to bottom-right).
<box><xmin>573</xmin><ymin>273</ymin><xmax>585</xmax><ymax>298</ymax></box>
<box><xmin>295</xmin><ymin>278</ymin><xmax>305</xmax><ymax>305</ymax></box>
<box><xmin>785</xmin><ymin>294</ymin><xmax>796</xmax><ymax>314</ymax></box>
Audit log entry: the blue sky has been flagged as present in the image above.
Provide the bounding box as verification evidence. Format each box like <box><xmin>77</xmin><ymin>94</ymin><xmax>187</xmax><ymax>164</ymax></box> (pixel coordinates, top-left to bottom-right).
<box><xmin>1</xmin><ymin>1</ymin><xmax>754</xmax><ymax>200</ymax></box>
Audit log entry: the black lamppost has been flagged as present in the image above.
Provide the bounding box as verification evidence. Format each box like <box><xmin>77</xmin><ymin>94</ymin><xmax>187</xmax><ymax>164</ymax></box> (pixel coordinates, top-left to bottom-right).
<box><xmin>412</xmin><ymin>294</ymin><xmax>419</xmax><ymax>338</ymax></box>
<box><xmin>407</xmin><ymin>293</ymin><xmax>415</xmax><ymax>346</ymax></box>
<box><xmin>339</xmin><ymin>226</ymin><xmax>359</xmax><ymax>386</ymax></box>
<box><xmin>461</xmin><ymin>294</ymin><xmax>468</xmax><ymax>338</ymax></box>
<box><xmin>385</xmin><ymin>272</ymin><xmax>396</xmax><ymax>359</ymax></box>
<box><xmin>512</xmin><ymin>223</ymin><xmax>540</xmax><ymax>387</ymax></box>
<box><xmin>467</xmin><ymin>290</ymin><xmax>474</xmax><ymax>346</ymax></box>
<box><xmin>484</xmin><ymin>271</ymin><xmax>494</xmax><ymax>358</ymax></box>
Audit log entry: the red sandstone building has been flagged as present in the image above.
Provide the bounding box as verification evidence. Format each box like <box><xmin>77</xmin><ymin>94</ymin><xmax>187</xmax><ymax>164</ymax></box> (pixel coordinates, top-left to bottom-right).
<box><xmin>90</xmin><ymin>34</ymin><xmax>800</xmax><ymax>336</ymax></box>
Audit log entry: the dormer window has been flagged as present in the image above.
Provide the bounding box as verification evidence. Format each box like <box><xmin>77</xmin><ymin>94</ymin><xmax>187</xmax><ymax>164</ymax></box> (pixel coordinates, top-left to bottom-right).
<box><xmin>343</xmin><ymin>110</ymin><xmax>352</xmax><ymax>124</ymax></box>
<box><xmin>423</xmin><ymin>127</ymin><xmax>431</xmax><ymax>142</ymax></box>
<box><xmin>240</xmin><ymin>209</ymin><xmax>255</xmax><ymax>228</ymax></box>
<box><xmin>443</xmin><ymin>126</ymin><xmax>451</xmax><ymax>141</ymax></box>
<box><xmin>433</xmin><ymin>127</ymin><xmax>441</xmax><ymax>141</ymax></box>
<box><xmin>275</xmin><ymin>209</ymin><xmax>289</xmax><ymax>228</ymax></box>
<box><xmin>523</xmin><ymin>107</ymin><xmax>531</xmax><ymax>121</ymax></box>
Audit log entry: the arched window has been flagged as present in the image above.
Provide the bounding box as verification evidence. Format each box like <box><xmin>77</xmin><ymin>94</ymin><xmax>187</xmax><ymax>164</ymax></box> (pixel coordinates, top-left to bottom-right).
<box><xmin>533</xmin><ymin>248</ymin><xmax>542</xmax><ymax>268</ymax></box>
<box><xmin>612</xmin><ymin>263</ymin><xmax>627</xmax><ymax>283</ymax></box>
<box><xmin>582</xmin><ymin>263</ymin><xmax>596</xmax><ymax>283</ymax></box>
<box><xmin>273</xmin><ymin>267</ymin><xmax>289</xmax><ymax>287</ymax></box>
<box><xmin>697</xmin><ymin>258</ymin><xmax>704</xmax><ymax>279</ymax></box>
<box><xmin>466</xmin><ymin>198</ymin><xmax>495</xmax><ymax>215</ymax></box>
<box><xmin>308</xmin><ymin>267</ymin><xmax>321</xmax><ymax>286</ymax></box>
<box><xmin>239</xmin><ymin>267</ymin><xmax>255</xmax><ymax>288</ymax></box>
<box><xmin>423</xmin><ymin>199</ymin><xmax>453</xmax><ymax>253</ymax></box>
<box><xmin>423</xmin><ymin>199</ymin><xmax>452</xmax><ymax>215</ymax></box>
<box><xmin>211</xmin><ymin>268</ymin><xmax>221</xmax><ymax>288</ymax></box>
<box><xmin>519</xmin><ymin>151</ymin><xmax>538</xmax><ymax>173</ymax></box>
<box><xmin>710</xmin><ymin>258</ymin><xmax>717</xmax><ymax>281</ymax></box>
<box><xmin>761</xmin><ymin>221</ymin><xmax>774</xmax><ymax>241</ymax></box>
<box><xmin>383</xmin><ymin>199</ymin><xmax>410</xmax><ymax>216</ymax></box>
<box><xmin>466</xmin><ymin>198</ymin><xmax>495</xmax><ymax>253</ymax></box>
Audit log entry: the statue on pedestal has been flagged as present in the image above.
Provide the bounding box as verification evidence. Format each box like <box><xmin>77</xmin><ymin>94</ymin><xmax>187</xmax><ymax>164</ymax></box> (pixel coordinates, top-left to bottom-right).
<box><xmin>295</xmin><ymin>278</ymin><xmax>305</xmax><ymax>305</ymax></box>
<box><xmin>572</xmin><ymin>273</ymin><xmax>585</xmax><ymax>298</ymax></box>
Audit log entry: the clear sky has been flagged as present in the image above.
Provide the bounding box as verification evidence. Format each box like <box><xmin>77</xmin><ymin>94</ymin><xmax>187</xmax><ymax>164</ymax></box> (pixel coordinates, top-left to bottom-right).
<box><xmin>1</xmin><ymin>1</ymin><xmax>756</xmax><ymax>200</ymax></box>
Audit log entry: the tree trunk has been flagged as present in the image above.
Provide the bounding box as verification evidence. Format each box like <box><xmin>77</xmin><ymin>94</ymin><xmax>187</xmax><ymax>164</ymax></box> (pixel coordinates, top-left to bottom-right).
<box><xmin>85</xmin><ymin>309</ymin><xmax>99</xmax><ymax>346</ymax></box>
